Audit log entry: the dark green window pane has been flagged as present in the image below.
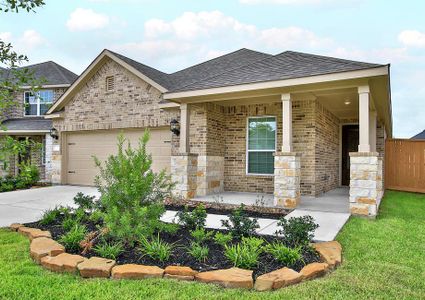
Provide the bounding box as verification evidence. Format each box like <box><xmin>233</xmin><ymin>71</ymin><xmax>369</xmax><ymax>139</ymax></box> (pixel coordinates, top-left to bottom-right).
<box><xmin>248</xmin><ymin>117</ymin><xmax>276</xmax><ymax>150</ymax></box>
<box><xmin>248</xmin><ymin>152</ymin><xmax>274</xmax><ymax>174</ymax></box>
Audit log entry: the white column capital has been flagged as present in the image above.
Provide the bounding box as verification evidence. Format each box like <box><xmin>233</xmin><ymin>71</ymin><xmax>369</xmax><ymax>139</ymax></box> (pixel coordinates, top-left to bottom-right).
<box><xmin>281</xmin><ymin>93</ymin><xmax>292</xmax><ymax>101</ymax></box>
<box><xmin>358</xmin><ymin>85</ymin><xmax>370</xmax><ymax>94</ymax></box>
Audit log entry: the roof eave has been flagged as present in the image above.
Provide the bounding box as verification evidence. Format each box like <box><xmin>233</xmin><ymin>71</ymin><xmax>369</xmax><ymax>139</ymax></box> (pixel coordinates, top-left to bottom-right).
<box><xmin>164</xmin><ymin>65</ymin><xmax>389</xmax><ymax>100</ymax></box>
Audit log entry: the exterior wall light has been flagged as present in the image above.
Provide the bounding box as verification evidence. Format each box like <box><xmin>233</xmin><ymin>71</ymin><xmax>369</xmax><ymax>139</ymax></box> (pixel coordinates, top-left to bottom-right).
<box><xmin>170</xmin><ymin>119</ymin><xmax>180</xmax><ymax>136</ymax></box>
<box><xmin>49</xmin><ymin>128</ymin><xmax>59</xmax><ymax>140</ymax></box>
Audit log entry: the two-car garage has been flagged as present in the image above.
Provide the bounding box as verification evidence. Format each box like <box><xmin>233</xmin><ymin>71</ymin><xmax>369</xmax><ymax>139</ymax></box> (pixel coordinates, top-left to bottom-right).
<box><xmin>64</xmin><ymin>128</ymin><xmax>172</xmax><ymax>186</ymax></box>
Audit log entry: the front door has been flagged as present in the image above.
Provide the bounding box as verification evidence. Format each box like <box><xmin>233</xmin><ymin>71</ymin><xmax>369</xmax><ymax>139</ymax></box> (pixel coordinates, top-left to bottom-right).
<box><xmin>341</xmin><ymin>125</ymin><xmax>359</xmax><ymax>186</ymax></box>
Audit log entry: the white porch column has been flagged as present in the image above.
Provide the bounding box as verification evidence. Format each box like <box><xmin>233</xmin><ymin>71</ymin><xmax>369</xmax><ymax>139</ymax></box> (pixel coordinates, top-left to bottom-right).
<box><xmin>369</xmin><ymin>110</ymin><xmax>377</xmax><ymax>152</ymax></box>
<box><xmin>281</xmin><ymin>93</ymin><xmax>293</xmax><ymax>152</ymax></box>
<box><xmin>358</xmin><ymin>85</ymin><xmax>371</xmax><ymax>152</ymax></box>
<box><xmin>179</xmin><ymin>103</ymin><xmax>189</xmax><ymax>153</ymax></box>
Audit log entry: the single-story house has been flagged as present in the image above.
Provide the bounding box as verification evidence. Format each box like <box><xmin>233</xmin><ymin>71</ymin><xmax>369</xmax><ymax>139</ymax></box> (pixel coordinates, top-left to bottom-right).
<box><xmin>46</xmin><ymin>48</ymin><xmax>391</xmax><ymax>218</ymax></box>
<box><xmin>0</xmin><ymin>61</ymin><xmax>78</xmax><ymax>180</ymax></box>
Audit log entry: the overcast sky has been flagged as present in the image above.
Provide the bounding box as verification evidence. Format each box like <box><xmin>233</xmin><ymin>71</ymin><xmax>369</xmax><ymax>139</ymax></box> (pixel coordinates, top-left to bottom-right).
<box><xmin>1</xmin><ymin>0</ymin><xmax>424</xmax><ymax>138</ymax></box>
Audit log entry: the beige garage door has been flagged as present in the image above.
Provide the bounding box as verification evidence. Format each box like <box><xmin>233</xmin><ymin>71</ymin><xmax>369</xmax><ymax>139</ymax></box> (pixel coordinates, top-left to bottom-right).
<box><xmin>66</xmin><ymin>128</ymin><xmax>171</xmax><ymax>186</ymax></box>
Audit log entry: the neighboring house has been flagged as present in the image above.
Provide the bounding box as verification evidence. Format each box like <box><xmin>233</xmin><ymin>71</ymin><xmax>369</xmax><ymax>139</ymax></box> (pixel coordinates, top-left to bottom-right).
<box><xmin>0</xmin><ymin>61</ymin><xmax>78</xmax><ymax>180</ymax></box>
<box><xmin>411</xmin><ymin>130</ymin><xmax>425</xmax><ymax>139</ymax></box>
<box><xmin>46</xmin><ymin>48</ymin><xmax>392</xmax><ymax>218</ymax></box>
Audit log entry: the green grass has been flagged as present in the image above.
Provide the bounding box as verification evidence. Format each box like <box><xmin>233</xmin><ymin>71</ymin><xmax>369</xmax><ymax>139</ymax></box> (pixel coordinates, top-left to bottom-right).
<box><xmin>1</xmin><ymin>190</ymin><xmax>424</xmax><ymax>299</ymax></box>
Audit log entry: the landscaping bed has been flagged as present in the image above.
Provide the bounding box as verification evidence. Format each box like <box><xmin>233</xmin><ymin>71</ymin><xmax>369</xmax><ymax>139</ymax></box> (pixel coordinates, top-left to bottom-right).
<box><xmin>25</xmin><ymin>216</ymin><xmax>321</xmax><ymax>277</ymax></box>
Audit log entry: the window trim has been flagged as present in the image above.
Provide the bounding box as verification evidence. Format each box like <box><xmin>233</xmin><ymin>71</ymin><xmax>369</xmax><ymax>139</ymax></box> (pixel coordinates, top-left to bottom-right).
<box><xmin>23</xmin><ymin>90</ymin><xmax>54</xmax><ymax>117</ymax></box>
<box><xmin>245</xmin><ymin>116</ymin><xmax>277</xmax><ymax>176</ymax></box>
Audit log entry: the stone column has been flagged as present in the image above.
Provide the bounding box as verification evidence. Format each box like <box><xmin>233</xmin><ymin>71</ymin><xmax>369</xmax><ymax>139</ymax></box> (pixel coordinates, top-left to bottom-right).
<box><xmin>349</xmin><ymin>152</ymin><xmax>383</xmax><ymax>218</ymax></box>
<box><xmin>274</xmin><ymin>152</ymin><xmax>301</xmax><ymax>209</ymax></box>
<box><xmin>50</xmin><ymin>138</ymin><xmax>62</xmax><ymax>184</ymax></box>
<box><xmin>171</xmin><ymin>153</ymin><xmax>198</xmax><ymax>199</ymax></box>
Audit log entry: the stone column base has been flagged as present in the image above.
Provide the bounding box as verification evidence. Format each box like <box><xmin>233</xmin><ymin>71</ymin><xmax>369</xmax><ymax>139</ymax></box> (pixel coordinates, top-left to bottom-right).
<box><xmin>274</xmin><ymin>152</ymin><xmax>301</xmax><ymax>209</ymax></box>
<box><xmin>349</xmin><ymin>152</ymin><xmax>383</xmax><ymax>218</ymax></box>
<box><xmin>171</xmin><ymin>153</ymin><xmax>198</xmax><ymax>199</ymax></box>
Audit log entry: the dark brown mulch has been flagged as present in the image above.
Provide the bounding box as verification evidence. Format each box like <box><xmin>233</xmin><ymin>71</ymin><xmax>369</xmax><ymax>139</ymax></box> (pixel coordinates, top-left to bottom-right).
<box><xmin>25</xmin><ymin>216</ymin><xmax>320</xmax><ymax>278</ymax></box>
<box><xmin>164</xmin><ymin>198</ymin><xmax>291</xmax><ymax>220</ymax></box>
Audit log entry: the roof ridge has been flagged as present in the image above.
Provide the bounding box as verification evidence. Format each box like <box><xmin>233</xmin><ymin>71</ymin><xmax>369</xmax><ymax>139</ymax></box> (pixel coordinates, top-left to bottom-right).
<box><xmin>107</xmin><ymin>49</ymin><xmax>170</xmax><ymax>75</ymax></box>
<box><xmin>169</xmin><ymin>49</ymin><xmax>277</xmax><ymax>92</ymax></box>
<box><xmin>48</xmin><ymin>61</ymin><xmax>76</xmax><ymax>84</ymax></box>
<box><xmin>170</xmin><ymin>48</ymin><xmax>269</xmax><ymax>76</ymax></box>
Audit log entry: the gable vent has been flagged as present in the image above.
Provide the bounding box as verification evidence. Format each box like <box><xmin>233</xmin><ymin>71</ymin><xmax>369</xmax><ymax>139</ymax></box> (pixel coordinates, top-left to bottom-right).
<box><xmin>105</xmin><ymin>76</ymin><xmax>115</xmax><ymax>92</ymax></box>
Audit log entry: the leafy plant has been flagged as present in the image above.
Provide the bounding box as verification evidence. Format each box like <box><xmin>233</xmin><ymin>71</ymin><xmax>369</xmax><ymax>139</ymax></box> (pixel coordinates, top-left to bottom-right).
<box><xmin>88</xmin><ymin>210</ymin><xmax>104</xmax><ymax>224</ymax></box>
<box><xmin>265</xmin><ymin>242</ymin><xmax>302</xmax><ymax>265</ymax></box>
<box><xmin>187</xmin><ymin>242</ymin><xmax>209</xmax><ymax>262</ymax></box>
<box><xmin>224</xmin><ymin>237</ymin><xmax>264</xmax><ymax>269</ymax></box>
<box><xmin>221</xmin><ymin>204</ymin><xmax>259</xmax><ymax>238</ymax></box>
<box><xmin>17</xmin><ymin>162</ymin><xmax>40</xmax><ymax>187</ymax></box>
<box><xmin>62</xmin><ymin>217</ymin><xmax>79</xmax><ymax>232</ymax></box>
<box><xmin>139</xmin><ymin>234</ymin><xmax>172</xmax><ymax>262</ymax></box>
<box><xmin>59</xmin><ymin>224</ymin><xmax>87</xmax><ymax>252</ymax></box>
<box><xmin>176</xmin><ymin>204</ymin><xmax>207</xmax><ymax>230</ymax></box>
<box><xmin>275</xmin><ymin>215</ymin><xmax>319</xmax><ymax>247</ymax></box>
<box><xmin>93</xmin><ymin>241</ymin><xmax>123</xmax><ymax>260</ymax></box>
<box><xmin>73</xmin><ymin>192</ymin><xmax>97</xmax><ymax>211</ymax></box>
<box><xmin>158</xmin><ymin>222</ymin><xmax>179</xmax><ymax>235</ymax></box>
<box><xmin>94</xmin><ymin>132</ymin><xmax>173</xmax><ymax>244</ymax></box>
<box><xmin>190</xmin><ymin>228</ymin><xmax>214</xmax><ymax>244</ymax></box>
<box><xmin>213</xmin><ymin>232</ymin><xmax>233</xmax><ymax>247</ymax></box>
<box><xmin>39</xmin><ymin>206</ymin><xmax>62</xmax><ymax>225</ymax></box>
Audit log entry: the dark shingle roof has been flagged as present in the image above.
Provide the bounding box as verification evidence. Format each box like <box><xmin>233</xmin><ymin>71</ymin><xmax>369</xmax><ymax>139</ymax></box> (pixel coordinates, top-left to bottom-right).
<box><xmin>411</xmin><ymin>130</ymin><xmax>425</xmax><ymax>140</ymax></box>
<box><xmin>169</xmin><ymin>51</ymin><xmax>384</xmax><ymax>92</ymax></box>
<box><xmin>0</xmin><ymin>61</ymin><xmax>77</xmax><ymax>86</ymax></box>
<box><xmin>108</xmin><ymin>48</ymin><xmax>272</xmax><ymax>91</ymax></box>
<box><xmin>1</xmin><ymin>118</ymin><xmax>52</xmax><ymax>131</ymax></box>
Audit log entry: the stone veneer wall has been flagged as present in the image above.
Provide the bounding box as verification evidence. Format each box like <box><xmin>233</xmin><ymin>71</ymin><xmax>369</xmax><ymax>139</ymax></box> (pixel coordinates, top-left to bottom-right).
<box><xmin>314</xmin><ymin>101</ymin><xmax>340</xmax><ymax>195</ymax></box>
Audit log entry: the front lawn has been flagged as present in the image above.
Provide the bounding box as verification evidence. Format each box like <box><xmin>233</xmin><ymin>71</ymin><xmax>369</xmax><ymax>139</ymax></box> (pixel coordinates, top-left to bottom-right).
<box><xmin>1</xmin><ymin>190</ymin><xmax>424</xmax><ymax>299</ymax></box>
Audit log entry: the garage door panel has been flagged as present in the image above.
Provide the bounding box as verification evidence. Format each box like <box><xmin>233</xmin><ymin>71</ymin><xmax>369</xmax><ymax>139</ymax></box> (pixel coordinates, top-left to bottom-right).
<box><xmin>66</xmin><ymin>128</ymin><xmax>171</xmax><ymax>186</ymax></box>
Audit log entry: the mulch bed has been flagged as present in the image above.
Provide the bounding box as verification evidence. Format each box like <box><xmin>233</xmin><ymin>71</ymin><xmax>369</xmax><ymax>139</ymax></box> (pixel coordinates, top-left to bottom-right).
<box><xmin>25</xmin><ymin>215</ymin><xmax>320</xmax><ymax>278</ymax></box>
<box><xmin>164</xmin><ymin>198</ymin><xmax>291</xmax><ymax>220</ymax></box>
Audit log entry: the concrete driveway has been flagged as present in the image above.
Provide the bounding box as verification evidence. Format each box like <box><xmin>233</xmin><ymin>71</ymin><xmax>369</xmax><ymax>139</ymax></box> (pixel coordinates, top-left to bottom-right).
<box><xmin>0</xmin><ymin>185</ymin><xmax>99</xmax><ymax>227</ymax></box>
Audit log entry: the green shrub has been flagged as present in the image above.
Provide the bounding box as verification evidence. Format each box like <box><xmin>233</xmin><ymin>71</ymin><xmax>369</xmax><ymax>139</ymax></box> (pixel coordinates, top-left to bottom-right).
<box><xmin>176</xmin><ymin>204</ymin><xmax>207</xmax><ymax>230</ymax></box>
<box><xmin>187</xmin><ymin>242</ymin><xmax>209</xmax><ymax>262</ymax></box>
<box><xmin>59</xmin><ymin>224</ymin><xmax>87</xmax><ymax>252</ymax></box>
<box><xmin>17</xmin><ymin>162</ymin><xmax>40</xmax><ymax>187</ymax></box>
<box><xmin>157</xmin><ymin>222</ymin><xmax>179</xmax><ymax>235</ymax></box>
<box><xmin>213</xmin><ymin>232</ymin><xmax>233</xmax><ymax>247</ymax></box>
<box><xmin>224</xmin><ymin>237</ymin><xmax>264</xmax><ymax>269</ymax></box>
<box><xmin>221</xmin><ymin>205</ymin><xmax>259</xmax><ymax>238</ymax></box>
<box><xmin>139</xmin><ymin>234</ymin><xmax>172</xmax><ymax>262</ymax></box>
<box><xmin>88</xmin><ymin>210</ymin><xmax>104</xmax><ymax>224</ymax></box>
<box><xmin>62</xmin><ymin>217</ymin><xmax>79</xmax><ymax>232</ymax></box>
<box><xmin>275</xmin><ymin>215</ymin><xmax>319</xmax><ymax>247</ymax></box>
<box><xmin>73</xmin><ymin>192</ymin><xmax>97</xmax><ymax>211</ymax></box>
<box><xmin>265</xmin><ymin>242</ymin><xmax>302</xmax><ymax>265</ymax></box>
<box><xmin>39</xmin><ymin>206</ymin><xmax>62</xmax><ymax>225</ymax></box>
<box><xmin>94</xmin><ymin>132</ymin><xmax>173</xmax><ymax>244</ymax></box>
<box><xmin>190</xmin><ymin>227</ymin><xmax>213</xmax><ymax>244</ymax></box>
<box><xmin>93</xmin><ymin>241</ymin><xmax>123</xmax><ymax>260</ymax></box>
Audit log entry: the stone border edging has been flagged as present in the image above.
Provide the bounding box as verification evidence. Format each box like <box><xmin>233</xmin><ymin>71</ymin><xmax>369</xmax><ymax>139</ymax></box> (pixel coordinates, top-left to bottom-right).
<box><xmin>10</xmin><ymin>223</ymin><xmax>342</xmax><ymax>291</ymax></box>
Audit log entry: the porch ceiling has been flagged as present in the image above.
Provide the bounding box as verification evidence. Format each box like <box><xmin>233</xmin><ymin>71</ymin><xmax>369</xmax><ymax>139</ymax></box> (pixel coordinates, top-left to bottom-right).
<box><xmin>315</xmin><ymin>88</ymin><xmax>359</xmax><ymax>119</ymax></box>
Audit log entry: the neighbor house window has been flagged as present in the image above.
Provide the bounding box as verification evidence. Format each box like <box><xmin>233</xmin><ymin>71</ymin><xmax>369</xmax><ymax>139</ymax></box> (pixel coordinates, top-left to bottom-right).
<box><xmin>247</xmin><ymin>116</ymin><xmax>276</xmax><ymax>175</ymax></box>
<box><xmin>24</xmin><ymin>90</ymin><xmax>54</xmax><ymax>116</ymax></box>
<box><xmin>106</xmin><ymin>76</ymin><xmax>115</xmax><ymax>92</ymax></box>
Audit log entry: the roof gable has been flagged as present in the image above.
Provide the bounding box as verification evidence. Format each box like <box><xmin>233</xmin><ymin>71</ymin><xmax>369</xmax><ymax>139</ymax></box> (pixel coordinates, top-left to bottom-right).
<box><xmin>411</xmin><ymin>130</ymin><xmax>425</xmax><ymax>139</ymax></box>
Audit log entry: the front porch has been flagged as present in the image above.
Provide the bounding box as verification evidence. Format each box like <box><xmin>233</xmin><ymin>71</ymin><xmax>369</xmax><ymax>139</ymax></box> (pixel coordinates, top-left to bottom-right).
<box><xmin>170</xmin><ymin>82</ymin><xmax>388</xmax><ymax>218</ymax></box>
<box><xmin>192</xmin><ymin>187</ymin><xmax>349</xmax><ymax>213</ymax></box>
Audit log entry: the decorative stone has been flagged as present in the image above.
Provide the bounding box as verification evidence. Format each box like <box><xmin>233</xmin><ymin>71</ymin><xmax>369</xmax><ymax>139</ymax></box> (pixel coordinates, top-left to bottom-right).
<box><xmin>312</xmin><ymin>241</ymin><xmax>342</xmax><ymax>268</ymax></box>
<box><xmin>195</xmin><ymin>267</ymin><xmax>253</xmax><ymax>289</ymax></box>
<box><xmin>300</xmin><ymin>262</ymin><xmax>328</xmax><ymax>279</ymax></box>
<box><xmin>254</xmin><ymin>267</ymin><xmax>303</xmax><ymax>291</ymax></box>
<box><xmin>40</xmin><ymin>253</ymin><xmax>86</xmax><ymax>273</ymax></box>
<box><xmin>164</xmin><ymin>266</ymin><xmax>197</xmax><ymax>281</ymax></box>
<box><xmin>77</xmin><ymin>257</ymin><xmax>116</xmax><ymax>278</ymax></box>
<box><xmin>111</xmin><ymin>264</ymin><xmax>164</xmax><ymax>279</ymax></box>
<box><xmin>9</xmin><ymin>223</ymin><xmax>24</xmax><ymax>231</ymax></box>
<box><xmin>30</xmin><ymin>237</ymin><xmax>65</xmax><ymax>264</ymax></box>
<box><xmin>274</xmin><ymin>153</ymin><xmax>301</xmax><ymax>209</ymax></box>
<box><xmin>18</xmin><ymin>227</ymin><xmax>51</xmax><ymax>240</ymax></box>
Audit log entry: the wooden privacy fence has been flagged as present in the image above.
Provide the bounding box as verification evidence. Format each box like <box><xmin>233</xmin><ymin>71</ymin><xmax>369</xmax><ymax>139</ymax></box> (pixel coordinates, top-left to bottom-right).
<box><xmin>385</xmin><ymin>139</ymin><xmax>425</xmax><ymax>193</ymax></box>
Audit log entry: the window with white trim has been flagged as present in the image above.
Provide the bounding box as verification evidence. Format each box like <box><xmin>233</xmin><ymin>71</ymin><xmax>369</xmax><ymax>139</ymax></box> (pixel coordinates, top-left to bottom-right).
<box><xmin>24</xmin><ymin>90</ymin><xmax>54</xmax><ymax>116</ymax></box>
<box><xmin>247</xmin><ymin>116</ymin><xmax>276</xmax><ymax>175</ymax></box>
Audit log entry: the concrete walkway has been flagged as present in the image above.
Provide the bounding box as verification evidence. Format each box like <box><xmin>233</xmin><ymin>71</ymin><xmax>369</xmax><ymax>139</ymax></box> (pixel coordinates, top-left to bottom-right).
<box><xmin>0</xmin><ymin>185</ymin><xmax>349</xmax><ymax>241</ymax></box>
<box><xmin>0</xmin><ymin>186</ymin><xmax>99</xmax><ymax>227</ymax></box>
